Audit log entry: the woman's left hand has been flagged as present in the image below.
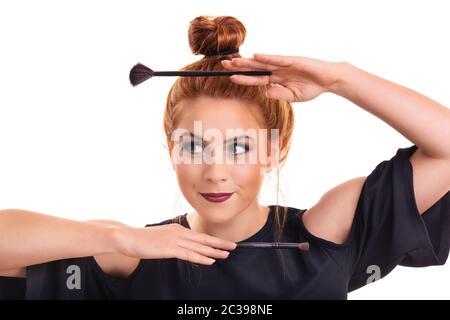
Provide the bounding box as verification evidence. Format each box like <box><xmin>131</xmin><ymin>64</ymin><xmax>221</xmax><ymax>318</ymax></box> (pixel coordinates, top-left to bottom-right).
<box><xmin>221</xmin><ymin>54</ymin><xmax>346</xmax><ymax>103</ymax></box>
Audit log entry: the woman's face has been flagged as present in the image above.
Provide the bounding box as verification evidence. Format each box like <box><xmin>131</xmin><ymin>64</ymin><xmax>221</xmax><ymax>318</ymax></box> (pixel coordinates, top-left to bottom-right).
<box><xmin>170</xmin><ymin>95</ymin><xmax>275</xmax><ymax>224</ymax></box>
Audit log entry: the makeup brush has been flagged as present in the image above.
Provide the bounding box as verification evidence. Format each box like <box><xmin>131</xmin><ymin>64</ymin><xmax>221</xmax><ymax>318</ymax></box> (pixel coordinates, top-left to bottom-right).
<box><xmin>237</xmin><ymin>242</ymin><xmax>310</xmax><ymax>251</ymax></box>
<box><xmin>129</xmin><ymin>62</ymin><xmax>272</xmax><ymax>86</ymax></box>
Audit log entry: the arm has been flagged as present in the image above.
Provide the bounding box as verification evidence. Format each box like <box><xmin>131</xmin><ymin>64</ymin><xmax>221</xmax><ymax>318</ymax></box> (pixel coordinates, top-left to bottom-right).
<box><xmin>0</xmin><ymin>209</ymin><xmax>236</xmax><ymax>277</ymax></box>
<box><xmin>223</xmin><ymin>54</ymin><xmax>450</xmax><ymax>244</ymax></box>
<box><xmin>224</xmin><ymin>55</ymin><xmax>450</xmax><ymax>160</ymax></box>
<box><xmin>0</xmin><ymin>209</ymin><xmax>119</xmax><ymax>271</ymax></box>
<box><xmin>304</xmin><ymin>63</ymin><xmax>450</xmax><ymax>244</ymax></box>
<box><xmin>332</xmin><ymin>63</ymin><xmax>450</xmax><ymax>161</ymax></box>
<box><xmin>0</xmin><ymin>218</ymin><xmax>138</xmax><ymax>279</ymax></box>
<box><xmin>331</xmin><ymin>63</ymin><xmax>450</xmax><ymax>213</ymax></box>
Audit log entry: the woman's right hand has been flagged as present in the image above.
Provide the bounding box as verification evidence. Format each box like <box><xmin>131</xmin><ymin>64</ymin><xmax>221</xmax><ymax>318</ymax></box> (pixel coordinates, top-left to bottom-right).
<box><xmin>113</xmin><ymin>223</ymin><xmax>237</xmax><ymax>266</ymax></box>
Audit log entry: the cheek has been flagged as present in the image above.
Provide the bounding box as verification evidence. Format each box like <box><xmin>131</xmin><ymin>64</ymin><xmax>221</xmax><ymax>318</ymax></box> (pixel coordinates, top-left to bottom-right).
<box><xmin>232</xmin><ymin>164</ymin><xmax>265</xmax><ymax>195</ymax></box>
<box><xmin>231</xmin><ymin>141</ymin><xmax>268</xmax><ymax>191</ymax></box>
<box><xmin>175</xmin><ymin>164</ymin><xmax>202</xmax><ymax>194</ymax></box>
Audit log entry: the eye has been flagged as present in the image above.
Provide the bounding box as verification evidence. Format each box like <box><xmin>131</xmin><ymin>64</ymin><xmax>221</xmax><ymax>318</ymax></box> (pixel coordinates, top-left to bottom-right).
<box><xmin>181</xmin><ymin>141</ymin><xmax>203</xmax><ymax>154</ymax></box>
<box><xmin>229</xmin><ymin>142</ymin><xmax>250</xmax><ymax>155</ymax></box>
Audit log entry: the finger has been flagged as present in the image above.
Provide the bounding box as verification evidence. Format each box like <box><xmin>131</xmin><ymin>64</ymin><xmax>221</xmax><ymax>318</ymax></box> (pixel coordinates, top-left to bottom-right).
<box><xmin>227</xmin><ymin>57</ymin><xmax>280</xmax><ymax>71</ymax></box>
<box><xmin>266</xmin><ymin>85</ymin><xmax>295</xmax><ymax>102</ymax></box>
<box><xmin>178</xmin><ymin>240</ymin><xmax>230</xmax><ymax>259</ymax></box>
<box><xmin>221</xmin><ymin>59</ymin><xmax>257</xmax><ymax>72</ymax></box>
<box><xmin>253</xmin><ymin>53</ymin><xmax>295</xmax><ymax>67</ymax></box>
<box><xmin>178</xmin><ymin>248</ymin><xmax>216</xmax><ymax>265</ymax></box>
<box><xmin>228</xmin><ymin>75</ymin><xmax>270</xmax><ymax>86</ymax></box>
<box><xmin>184</xmin><ymin>232</ymin><xmax>237</xmax><ymax>251</ymax></box>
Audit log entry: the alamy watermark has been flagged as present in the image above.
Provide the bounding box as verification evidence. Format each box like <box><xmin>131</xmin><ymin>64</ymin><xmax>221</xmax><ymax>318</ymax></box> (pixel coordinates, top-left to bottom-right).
<box><xmin>66</xmin><ymin>264</ymin><xmax>81</xmax><ymax>290</ymax></box>
<box><xmin>366</xmin><ymin>265</ymin><xmax>381</xmax><ymax>284</ymax></box>
<box><xmin>170</xmin><ymin>121</ymin><xmax>280</xmax><ymax>175</ymax></box>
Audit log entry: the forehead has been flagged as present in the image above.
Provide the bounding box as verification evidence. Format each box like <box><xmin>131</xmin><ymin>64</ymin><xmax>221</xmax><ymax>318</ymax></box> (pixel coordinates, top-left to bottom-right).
<box><xmin>175</xmin><ymin>96</ymin><xmax>265</xmax><ymax>131</ymax></box>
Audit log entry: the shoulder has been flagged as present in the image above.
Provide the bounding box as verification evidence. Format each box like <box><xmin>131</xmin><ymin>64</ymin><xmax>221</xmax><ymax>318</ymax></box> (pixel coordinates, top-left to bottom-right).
<box><xmin>301</xmin><ymin>176</ymin><xmax>367</xmax><ymax>245</ymax></box>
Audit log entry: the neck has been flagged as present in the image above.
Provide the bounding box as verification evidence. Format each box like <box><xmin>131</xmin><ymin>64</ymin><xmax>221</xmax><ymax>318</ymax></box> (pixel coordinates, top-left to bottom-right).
<box><xmin>187</xmin><ymin>201</ymin><xmax>271</xmax><ymax>243</ymax></box>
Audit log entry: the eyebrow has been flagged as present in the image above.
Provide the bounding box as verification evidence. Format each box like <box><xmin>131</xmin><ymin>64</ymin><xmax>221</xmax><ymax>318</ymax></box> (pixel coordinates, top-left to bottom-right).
<box><xmin>180</xmin><ymin>131</ymin><xmax>255</xmax><ymax>144</ymax></box>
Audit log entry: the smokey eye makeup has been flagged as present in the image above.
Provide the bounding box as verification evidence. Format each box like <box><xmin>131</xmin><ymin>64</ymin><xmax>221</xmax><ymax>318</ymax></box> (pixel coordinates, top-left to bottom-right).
<box><xmin>180</xmin><ymin>139</ymin><xmax>204</xmax><ymax>155</ymax></box>
<box><xmin>180</xmin><ymin>137</ymin><xmax>253</xmax><ymax>157</ymax></box>
<box><xmin>227</xmin><ymin>141</ymin><xmax>251</xmax><ymax>155</ymax></box>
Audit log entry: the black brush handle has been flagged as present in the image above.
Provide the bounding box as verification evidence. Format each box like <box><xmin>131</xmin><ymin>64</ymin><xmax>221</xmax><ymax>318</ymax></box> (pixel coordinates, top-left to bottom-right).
<box><xmin>153</xmin><ymin>70</ymin><xmax>272</xmax><ymax>77</ymax></box>
<box><xmin>237</xmin><ymin>242</ymin><xmax>302</xmax><ymax>249</ymax></box>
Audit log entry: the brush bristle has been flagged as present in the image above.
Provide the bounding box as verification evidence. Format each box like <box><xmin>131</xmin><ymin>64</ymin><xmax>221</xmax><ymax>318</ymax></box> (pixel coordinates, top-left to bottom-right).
<box><xmin>129</xmin><ymin>63</ymin><xmax>153</xmax><ymax>86</ymax></box>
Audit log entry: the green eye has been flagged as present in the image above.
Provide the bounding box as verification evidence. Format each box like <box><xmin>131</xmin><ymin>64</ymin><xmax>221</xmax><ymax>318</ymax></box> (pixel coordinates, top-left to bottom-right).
<box><xmin>181</xmin><ymin>141</ymin><xmax>203</xmax><ymax>154</ymax></box>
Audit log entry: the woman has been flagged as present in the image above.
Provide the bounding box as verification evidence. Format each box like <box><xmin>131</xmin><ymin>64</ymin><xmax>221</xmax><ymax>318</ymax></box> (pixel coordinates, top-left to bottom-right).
<box><xmin>0</xmin><ymin>15</ymin><xmax>448</xmax><ymax>299</ymax></box>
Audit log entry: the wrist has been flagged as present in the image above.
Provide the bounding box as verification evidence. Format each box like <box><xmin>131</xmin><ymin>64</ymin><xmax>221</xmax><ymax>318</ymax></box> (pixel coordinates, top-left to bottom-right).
<box><xmin>108</xmin><ymin>224</ymin><xmax>129</xmax><ymax>255</ymax></box>
<box><xmin>93</xmin><ymin>223</ymin><xmax>126</xmax><ymax>255</ymax></box>
<box><xmin>328</xmin><ymin>61</ymin><xmax>356</xmax><ymax>96</ymax></box>
<box><xmin>85</xmin><ymin>220</ymin><xmax>133</xmax><ymax>256</ymax></box>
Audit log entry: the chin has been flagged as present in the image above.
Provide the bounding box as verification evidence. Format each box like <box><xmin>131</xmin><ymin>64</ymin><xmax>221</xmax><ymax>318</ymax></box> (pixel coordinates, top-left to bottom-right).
<box><xmin>196</xmin><ymin>206</ymin><xmax>235</xmax><ymax>223</ymax></box>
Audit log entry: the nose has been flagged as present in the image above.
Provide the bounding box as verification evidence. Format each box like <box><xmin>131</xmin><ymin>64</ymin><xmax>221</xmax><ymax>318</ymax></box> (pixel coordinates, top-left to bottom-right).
<box><xmin>203</xmin><ymin>162</ymin><xmax>229</xmax><ymax>184</ymax></box>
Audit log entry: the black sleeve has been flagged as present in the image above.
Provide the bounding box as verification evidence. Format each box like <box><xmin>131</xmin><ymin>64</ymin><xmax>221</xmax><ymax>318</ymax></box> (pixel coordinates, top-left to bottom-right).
<box><xmin>348</xmin><ymin>145</ymin><xmax>449</xmax><ymax>292</ymax></box>
<box><xmin>0</xmin><ymin>276</ymin><xmax>26</xmax><ymax>299</ymax></box>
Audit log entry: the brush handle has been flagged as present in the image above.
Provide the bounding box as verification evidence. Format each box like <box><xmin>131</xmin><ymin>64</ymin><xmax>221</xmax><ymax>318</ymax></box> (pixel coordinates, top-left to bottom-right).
<box><xmin>236</xmin><ymin>242</ymin><xmax>302</xmax><ymax>249</ymax></box>
<box><xmin>153</xmin><ymin>70</ymin><xmax>272</xmax><ymax>77</ymax></box>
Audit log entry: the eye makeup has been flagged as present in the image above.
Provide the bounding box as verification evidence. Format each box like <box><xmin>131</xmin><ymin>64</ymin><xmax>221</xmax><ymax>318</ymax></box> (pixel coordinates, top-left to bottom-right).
<box><xmin>179</xmin><ymin>135</ymin><xmax>253</xmax><ymax>156</ymax></box>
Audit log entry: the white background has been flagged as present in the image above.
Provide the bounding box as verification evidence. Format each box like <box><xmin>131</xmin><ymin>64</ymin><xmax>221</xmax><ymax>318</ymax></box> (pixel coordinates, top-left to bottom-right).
<box><xmin>0</xmin><ymin>0</ymin><xmax>448</xmax><ymax>299</ymax></box>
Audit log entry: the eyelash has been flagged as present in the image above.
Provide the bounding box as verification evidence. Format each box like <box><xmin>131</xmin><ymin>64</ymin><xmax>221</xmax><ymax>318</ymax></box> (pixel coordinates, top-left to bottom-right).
<box><xmin>181</xmin><ymin>141</ymin><xmax>250</xmax><ymax>156</ymax></box>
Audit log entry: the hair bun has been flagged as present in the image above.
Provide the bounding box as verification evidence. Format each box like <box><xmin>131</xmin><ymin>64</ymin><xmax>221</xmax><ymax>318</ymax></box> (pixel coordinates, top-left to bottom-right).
<box><xmin>188</xmin><ymin>16</ymin><xmax>246</xmax><ymax>56</ymax></box>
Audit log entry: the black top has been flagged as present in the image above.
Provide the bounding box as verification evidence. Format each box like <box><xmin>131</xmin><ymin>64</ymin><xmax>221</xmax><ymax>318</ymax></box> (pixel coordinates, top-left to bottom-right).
<box><xmin>1</xmin><ymin>145</ymin><xmax>449</xmax><ymax>299</ymax></box>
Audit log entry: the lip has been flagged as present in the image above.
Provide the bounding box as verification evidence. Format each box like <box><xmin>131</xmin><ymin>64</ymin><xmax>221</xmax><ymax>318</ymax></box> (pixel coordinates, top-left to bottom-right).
<box><xmin>199</xmin><ymin>192</ymin><xmax>234</xmax><ymax>203</ymax></box>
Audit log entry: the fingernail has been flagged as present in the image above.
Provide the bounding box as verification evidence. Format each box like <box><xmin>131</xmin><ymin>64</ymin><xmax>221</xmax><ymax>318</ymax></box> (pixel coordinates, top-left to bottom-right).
<box><xmin>298</xmin><ymin>242</ymin><xmax>310</xmax><ymax>251</ymax></box>
<box><xmin>209</xmin><ymin>258</ymin><xmax>216</xmax><ymax>264</ymax></box>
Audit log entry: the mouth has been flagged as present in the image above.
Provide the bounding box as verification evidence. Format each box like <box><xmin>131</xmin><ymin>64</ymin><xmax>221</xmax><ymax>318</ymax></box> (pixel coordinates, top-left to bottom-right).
<box><xmin>199</xmin><ymin>192</ymin><xmax>234</xmax><ymax>203</ymax></box>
